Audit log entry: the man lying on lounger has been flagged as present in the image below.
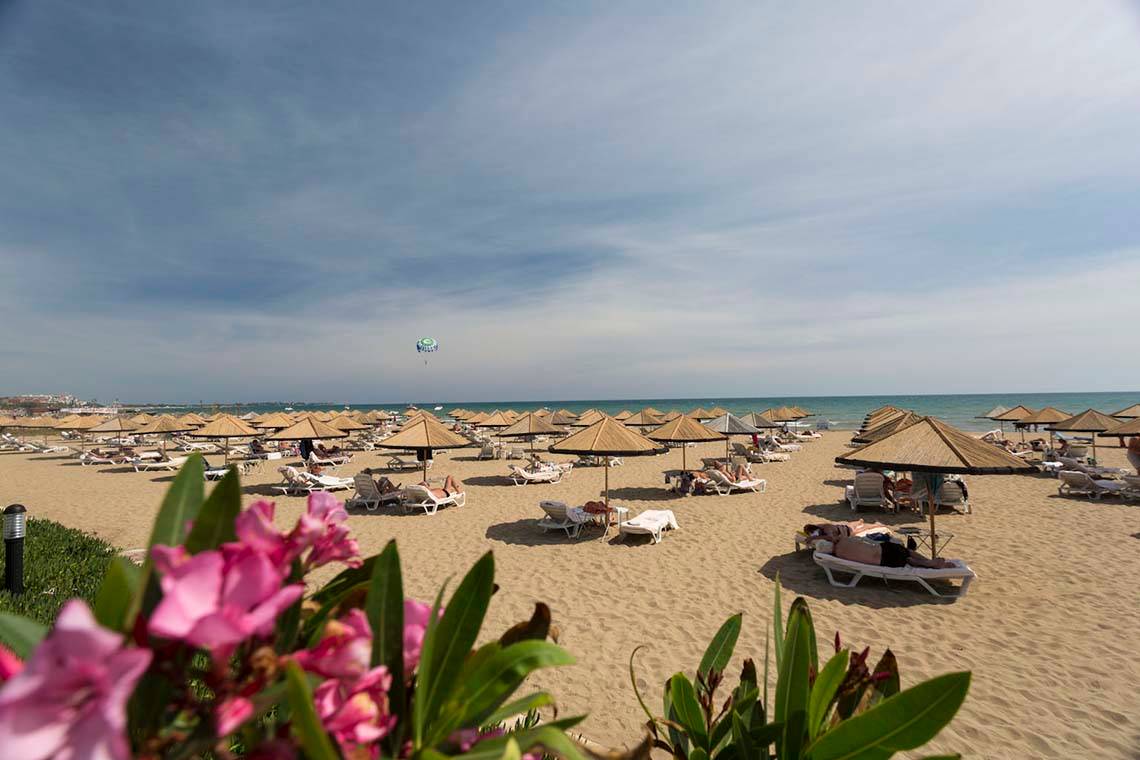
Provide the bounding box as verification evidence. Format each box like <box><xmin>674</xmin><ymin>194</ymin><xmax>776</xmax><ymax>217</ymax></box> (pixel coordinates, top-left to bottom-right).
<box><xmin>815</xmin><ymin>535</ymin><xmax>956</xmax><ymax>569</ymax></box>
<box><xmin>712</xmin><ymin>461</ymin><xmax>752</xmax><ymax>481</ymax></box>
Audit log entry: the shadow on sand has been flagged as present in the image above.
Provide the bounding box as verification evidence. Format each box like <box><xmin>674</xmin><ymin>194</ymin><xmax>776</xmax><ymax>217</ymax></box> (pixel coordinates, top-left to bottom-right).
<box><xmin>759</xmin><ymin>551</ymin><xmax>957</xmax><ymax>607</ymax></box>
<box><xmin>606</xmin><ymin>486</ymin><xmax>677</xmax><ymax>503</ymax></box>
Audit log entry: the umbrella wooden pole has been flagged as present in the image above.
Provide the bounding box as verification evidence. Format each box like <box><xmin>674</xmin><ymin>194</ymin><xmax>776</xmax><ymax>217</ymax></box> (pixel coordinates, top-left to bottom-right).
<box><xmin>929</xmin><ymin>492</ymin><xmax>938</xmax><ymax>558</ymax></box>
<box><xmin>604</xmin><ymin>459</ymin><xmax>610</xmax><ymax>507</ymax></box>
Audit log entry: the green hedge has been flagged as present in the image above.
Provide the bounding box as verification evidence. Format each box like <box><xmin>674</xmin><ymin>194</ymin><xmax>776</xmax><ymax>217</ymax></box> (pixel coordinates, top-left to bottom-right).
<box><xmin>0</xmin><ymin>517</ymin><xmax>117</xmax><ymax>628</ymax></box>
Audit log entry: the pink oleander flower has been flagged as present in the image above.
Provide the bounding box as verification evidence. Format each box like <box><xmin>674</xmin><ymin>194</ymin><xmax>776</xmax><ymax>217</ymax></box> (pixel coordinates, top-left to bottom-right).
<box><xmin>234</xmin><ymin>494</ymin><xmax>361</xmax><ymax>573</ymax></box>
<box><xmin>0</xmin><ymin>643</ymin><xmax>22</xmax><ymax>682</ymax></box>
<box><xmin>297</xmin><ymin>491</ymin><xmax>362</xmax><ymax>570</ymax></box>
<box><xmin>216</xmin><ymin>695</ymin><xmax>254</xmax><ymax>735</ymax></box>
<box><xmin>246</xmin><ymin>739</ymin><xmax>298</xmax><ymax>760</ymax></box>
<box><xmin>148</xmin><ymin>544</ymin><xmax>304</xmax><ymax>660</ymax></box>
<box><xmin>0</xmin><ymin>601</ymin><xmax>152</xmax><ymax>760</ymax></box>
<box><xmin>292</xmin><ymin>609</ymin><xmax>372</xmax><ymax>681</ymax></box>
<box><xmin>313</xmin><ymin>666</ymin><xmax>396</xmax><ymax>757</ymax></box>
<box><xmin>403</xmin><ymin>598</ymin><xmax>440</xmax><ymax>673</ymax></box>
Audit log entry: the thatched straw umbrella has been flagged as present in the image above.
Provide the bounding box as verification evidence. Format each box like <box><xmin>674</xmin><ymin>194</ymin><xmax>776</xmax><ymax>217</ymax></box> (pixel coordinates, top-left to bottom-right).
<box><xmin>549</xmin><ymin>416</ymin><xmax>665</xmax><ymax>507</ymax></box>
<box><xmin>89</xmin><ymin>416</ymin><xmax>140</xmax><ymax>447</ymax></box>
<box><xmin>761</xmin><ymin>406</ymin><xmax>799</xmax><ymax>423</ymax></box>
<box><xmin>55</xmin><ymin>415</ymin><xmax>105</xmax><ymax>452</ymax></box>
<box><xmin>132</xmin><ymin>415</ymin><xmax>194</xmax><ymax>457</ymax></box>
<box><xmin>329</xmin><ymin>415</ymin><xmax>369</xmax><ymax>433</ymax></box>
<box><xmin>1111</xmin><ymin>403</ymin><xmax>1140</xmax><ymax>419</ymax></box>
<box><xmin>1099</xmin><ymin>416</ymin><xmax>1140</xmax><ymax>448</ymax></box>
<box><xmin>741</xmin><ymin>411</ymin><xmax>781</xmax><ymax>430</ymax></box>
<box><xmin>1046</xmin><ymin>409</ymin><xmax>1119</xmax><ymax>463</ymax></box>
<box><xmin>992</xmin><ymin>405</ymin><xmax>1036</xmax><ymax>442</ymax></box>
<box><xmin>191</xmin><ymin>414</ymin><xmax>259</xmax><ymax>465</ymax></box>
<box><xmin>465</xmin><ymin>411</ymin><xmax>489</xmax><ymax>425</ymax></box>
<box><xmin>496</xmin><ymin>413</ymin><xmax>564</xmax><ymax>458</ymax></box>
<box><xmin>648</xmin><ymin>415</ymin><xmax>725</xmax><ymax>472</ymax></box>
<box><xmin>613</xmin><ymin>410</ymin><xmax>634</xmax><ymax>421</ymax></box>
<box><xmin>255</xmin><ymin>412</ymin><xmax>295</xmax><ymax>431</ymax></box>
<box><xmin>622</xmin><ymin>410</ymin><xmax>664</xmax><ymax>428</ymax></box>
<box><xmin>178</xmin><ymin>413</ymin><xmax>207</xmax><ymax>428</ymax></box>
<box><xmin>375</xmin><ymin>416</ymin><xmax>470</xmax><ymax>481</ymax></box>
<box><xmin>1016</xmin><ymin>407</ymin><xmax>1071</xmax><ymax>449</ymax></box>
<box><xmin>851</xmin><ymin>411</ymin><xmax>924</xmax><ymax>444</ymax></box>
<box><xmin>836</xmin><ymin>417</ymin><xmax>1033</xmax><ymax>556</ymax></box>
<box><xmin>574</xmin><ymin>410</ymin><xmax>605</xmax><ymax>427</ymax></box>
<box><xmin>548</xmin><ymin>411</ymin><xmax>578</xmax><ymax>426</ymax></box>
<box><xmin>476</xmin><ymin>411</ymin><xmax>513</xmax><ymax>430</ymax></box>
<box><xmin>554</xmin><ymin>409</ymin><xmax>579</xmax><ymax>420</ymax></box>
<box><xmin>703</xmin><ymin>413</ymin><xmax>764</xmax><ymax>464</ymax></box>
<box><xmin>686</xmin><ymin>407</ymin><xmax>713</xmax><ymax>420</ymax></box>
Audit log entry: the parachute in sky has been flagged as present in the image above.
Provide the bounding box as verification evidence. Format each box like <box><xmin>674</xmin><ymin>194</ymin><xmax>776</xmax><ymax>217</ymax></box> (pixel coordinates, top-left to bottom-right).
<box><xmin>416</xmin><ymin>337</ymin><xmax>438</xmax><ymax>366</ymax></box>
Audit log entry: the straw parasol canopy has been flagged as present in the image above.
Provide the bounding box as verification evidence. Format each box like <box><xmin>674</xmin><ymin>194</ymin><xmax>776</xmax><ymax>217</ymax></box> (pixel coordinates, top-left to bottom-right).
<box><xmin>549</xmin><ymin>416</ymin><xmax>666</xmax><ymax>507</ymax></box>
<box><xmin>622</xmin><ymin>410</ymin><xmax>664</xmax><ymax>427</ymax></box>
<box><xmin>992</xmin><ymin>405</ymin><xmax>1035</xmax><ymax>422</ymax></box>
<box><xmin>789</xmin><ymin>406</ymin><xmax>812</xmax><ymax>418</ymax></box>
<box><xmin>496</xmin><ymin>412</ymin><xmax>565</xmax><ymax>457</ymax></box>
<box><xmin>555</xmin><ymin>409</ymin><xmax>578</xmax><ymax>419</ymax></box>
<box><xmin>189</xmin><ymin>414</ymin><xmax>260</xmax><ymax>465</ymax></box>
<box><xmin>465</xmin><ymin>411</ymin><xmax>490</xmax><ymax>425</ymax></box>
<box><xmin>851</xmin><ymin>411</ymin><xmax>924</xmax><ymax>444</ymax></box>
<box><xmin>548</xmin><ymin>411</ymin><xmax>577</xmax><ymax>426</ymax></box>
<box><xmin>574</xmin><ymin>410</ymin><xmax>605</xmax><ymax>427</ymax></box>
<box><xmin>1046</xmin><ymin>409</ymin><xmax>1120</xmax><ymax>461</ymax></box>
<box><xmin>89</xmin><ymin>417</ymin><xmax>140</xmax><ymax>435</ymax></box>
<box><xmin>703</xmin><ymin>406</ymin><xmax>726</xmax><ymax>417</ymax></box>
<box><xmin>178</xmin><ymin>413</ymin><xmax>207</xmax><ymax>427</ymax></box>
<box><xmin>661</xmin><ymin>410</ymin><xmax>683</xmax><ymax>421</ymax></box>
<box><xmin>613</xmin><ymin>410</ymin><xmax>633</xmax><ymax>421</ymax></box>
<box><xmin>1099</xmin><ymin>417</ymin><xmax>1140</xmax><ymax>438</ymax></box>
<box><xmin>328</xmin><ymin>415</ymin><xmax>369</xmax><ymax>432</ymax></box>
<box><xmin>133</xmin><ymin>415</ymin><xmax>195</xmax><ymax>456</ymax></box>
<box><xmin>375</xmin><ymin>416</ymin><xmax>471</xmax><ymax>479</ymax></box>
<box><xmin>1111</xmin><ymin>403</ymin><xmax>1140</xmax><ymax>419</ymax></box>
<box><xmin>859</xmin><ymin>408</ymin><xmax>909</xmax><ymax>434</ymax></box>
<box><xmin>476</xmin><ymin>411</ymin><xmax>514</xmax><ymax>429</ymax></box>
<box><xmin>1017</xmin><ymin>407</ymin><xmax>1071</xmax><ymax>427</ymax></box>
<box><xmin>269</xmin><ymin>416</ymin><xmax>348</xmax><ymax>441</ymax></box>
<box><xmin>532</xmin><ymin>408</ymin><xmax>551</xmax><ymax>418</ymax></box>
<box><xmin>255</xmin><ymin>412</ymin><xmax>296</xmax><ymax>430</ymax></box>
<box><xmin>703</xmin><ymin>412</ymin><xmax>763</xmax><ymax>462</ymax></box>
<box><xmin>761</xmin><ymin>406</ymin><xmax>798</xmax><ymax>423</ymax></box>
<box><xmin>836</xmin><ymin>416</ymin><xmax>1034</xmax><ymax>555</ymax></box>
<box><xmin>686</xmin><ymin>407</ymin><xmax>713</xmax><ymax>420</ymax></box>
<box><xmin>648</xmin><ymin>415</ymin><xmax>726</xmax><ymax>471</ymax></box>
<box><xmin>977</xmin><ymin>405</ymin><xmax>1008</xmax><ymax>420</ymax></box>
<box><xmin>741</xmin><ymin>411</ymin><xmax>781</xmax><ymax>430</ymax></box>
<box><xmin>129</xmin><ymin>413</ymin><xmax>155</xmax><ymax>425</ymax></box>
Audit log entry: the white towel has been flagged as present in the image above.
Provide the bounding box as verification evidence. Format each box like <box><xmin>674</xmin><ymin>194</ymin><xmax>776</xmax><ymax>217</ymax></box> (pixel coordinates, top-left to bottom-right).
<box><xmin>624</xmin><ymin>509</ymin><xmax>679</xmax><ymax>531</ymax></box>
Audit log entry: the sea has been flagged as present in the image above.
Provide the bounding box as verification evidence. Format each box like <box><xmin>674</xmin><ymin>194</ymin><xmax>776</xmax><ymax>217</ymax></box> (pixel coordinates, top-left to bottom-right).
<box><xmin>131</xmin><ymin>392</ymin><xmax>1138</xmax><ymax>432</ymax></box>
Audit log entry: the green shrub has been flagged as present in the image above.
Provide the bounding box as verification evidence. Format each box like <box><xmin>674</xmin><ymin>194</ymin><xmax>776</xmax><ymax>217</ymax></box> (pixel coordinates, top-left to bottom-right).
<box><xmin>0</xmin><ymin>517</ymin><xmax>116</xmax><ymax>628</ymax></box>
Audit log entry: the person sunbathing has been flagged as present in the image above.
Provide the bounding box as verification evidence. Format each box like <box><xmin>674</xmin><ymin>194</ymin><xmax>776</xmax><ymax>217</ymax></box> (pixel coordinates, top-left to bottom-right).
<box><xmin>250</xmin><ymin>439</ymin><xmax>268</xmax><ymax>456</ymax></box>
<box><xmin>315</xmin><ymin>442</ymin><xmax>343</xmax><ymax>457</ymax></box>
<box><xmin>374</xmin><ymin>475</ymin><xmax>401</xmax><ymax>494</ymax></box>
<box><xmin>817</xmin><ymin>536</ymin><xmax>956</xmax><ymax>569</ymax></box>
<box><xmin>803</xmin><ymin>520</ymin><xmax>889</xmax><ymax>542</ymax></box>
<box><xmin>713</xmin><ymin>461</ymin><xmax>751</xmax><ymax>481</ymax></box>
<box><xmin>419</xmin><ymin>475</ymin><xmax>462</xmax><ymax>498</ymax></box>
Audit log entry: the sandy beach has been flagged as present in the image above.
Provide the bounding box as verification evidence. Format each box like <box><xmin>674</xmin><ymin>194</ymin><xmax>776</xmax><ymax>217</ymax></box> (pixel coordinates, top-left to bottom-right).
<box><xmin>1</xmin><ymin>431</ymin><xmax>1137</xmax><ymax>759</ymax></box>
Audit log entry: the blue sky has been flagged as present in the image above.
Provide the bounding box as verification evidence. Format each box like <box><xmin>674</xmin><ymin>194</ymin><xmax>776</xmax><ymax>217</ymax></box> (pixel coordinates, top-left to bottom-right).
<box><xmin>2</xmin><ymin>1</ymin><xmax>1138</xmax><ymax>403</ymax></box>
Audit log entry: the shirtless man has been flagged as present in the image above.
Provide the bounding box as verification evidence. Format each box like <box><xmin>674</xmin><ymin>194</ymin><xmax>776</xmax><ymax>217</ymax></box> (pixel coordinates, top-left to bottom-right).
<box><xmin>419</xmin><ymin>475</ymin><xmax>462</xmax><ymax>498</ymax></box>
<box><xmin>1126</xmin><ymin>435</ymin><xmax>1140</xmax><ymax>475</ymax></box>
<box><xmin>818</xmin><ymin>536</ymin><xmax>955</xmax><ymax>569</ymax></box>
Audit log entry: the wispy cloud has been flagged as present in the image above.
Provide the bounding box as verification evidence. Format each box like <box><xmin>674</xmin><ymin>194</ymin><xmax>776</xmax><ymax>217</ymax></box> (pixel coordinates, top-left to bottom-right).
<box><xmin>1</xmin><ymin>1</ymin><xmax>1138</xmax><ymax>401</ymax></box>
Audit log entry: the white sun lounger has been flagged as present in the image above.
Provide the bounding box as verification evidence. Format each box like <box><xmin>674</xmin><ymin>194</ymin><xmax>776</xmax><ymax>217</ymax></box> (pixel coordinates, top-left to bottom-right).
<box><xmin>618</xmin><ymin>509</ymin><xmax>679</xmax><ymax>544</ymax></box>
<box><xmin>813</xmin><ymin>551</ymin><xmax>976</xmax><ymax>598</ymax></box>
<box><xmin>346</xmin><ymin>474</ymin><xmax>403</xmax><ymax>511</ymax></box>
<box><xmin>1057</xmin><ymin>471</ymin><xmax>1127</xmax><ymax>499</ymax></box>
<box><xmin>132</xmin><ymin>456</ymin><xmax>190</xmax><ymax>472</ymax></box>
<box><xmin>705</xmin><ymin>469</ymin><xmax>767</xmax><ymax>495</ymax></box>
<box><xmin>400</xmin><ymin>484</ymin><xmax>465</xmax><ymax>515</ymax></box>
<box><xmin>536</xmin><ymin>500</ymin><xmax>590</xmax><ymax>538</ymax></box>
<box><xmin>387</xmin><ymin>454</ymin><xmax>427</xmax><ymax>471</ymax></box>
<box><xmin>300</xmin><ymin>471</ymin><xmax>353</xmax><ymax>491</ymax></box>
<box><xmin>508</xmin><ymin>464</ymin><xmax>568</xmax><ymax>485</ymax></box>
<box><xmin>845</xmin><ymin>472</ymin><xmax>894</xmax><ymax>512</ymax></box>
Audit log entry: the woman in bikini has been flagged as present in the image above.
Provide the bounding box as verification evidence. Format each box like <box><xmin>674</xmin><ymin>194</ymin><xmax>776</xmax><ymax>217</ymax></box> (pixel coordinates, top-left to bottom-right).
<box><xmin>419</xmin><ymin>475</ymin><xmax>463</xmax><ymax>498</ymax></box>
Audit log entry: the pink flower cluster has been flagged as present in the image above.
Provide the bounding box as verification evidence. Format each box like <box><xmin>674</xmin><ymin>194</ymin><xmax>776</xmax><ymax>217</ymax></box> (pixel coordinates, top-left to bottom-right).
<box><xmin>148</xmin><ymin>493</ymin><xmax>361</xmax><ymax>661</ymax></box>
<box><xmin>0</xmin><ymin>601</ymin><xmax>151</xmax><ymax>760</ymax></box>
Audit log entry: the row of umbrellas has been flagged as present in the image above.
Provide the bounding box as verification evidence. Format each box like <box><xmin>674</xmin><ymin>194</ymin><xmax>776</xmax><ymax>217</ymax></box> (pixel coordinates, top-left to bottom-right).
<box><xmin>980</xmin><ymin>404</ymin><xmax>1139</xmax><ymax>460</ymax></box>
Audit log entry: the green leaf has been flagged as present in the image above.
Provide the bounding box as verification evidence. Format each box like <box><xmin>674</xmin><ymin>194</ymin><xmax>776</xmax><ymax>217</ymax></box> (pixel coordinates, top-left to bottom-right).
<box><xmin>772</xmin><ymin>574</ymin><xmax>784</xmax><ymax>671</ymax></box>
<box><xmin>783</xmin><ymin>710</ymin><xmax>807</xmax><ymax>760</ymax></box>
<box><xmin>807</xmin><ymin>672</ymin><xmax>971</xmax><ymax>760</ymax></box>
<box><xmin>313</xmin><ymin>552</ymin><xmax>379</xmax><ymax>604</ymax></box>
<box><xmin>630</xmin><ymin>645</ymin><xmax>657</xmax><ymax>724</ymax></box>
<box><xmin>93</xmin><ymin>557</ymin><xmax>142</xmax><ymax>632</ymax></box>
<box><xmin>670</xmin><ymin>673</ymin><xmax>710</xmax><ymax>750</ymax></box>
<box><xmin>0</xmin><ymin>612</ymin><xmax>47</xmax><ymax>658</ymax></box>
<box><xmin>413</xmin><ymin>551</ymin><xmax>495</xmax><ymax>749</ymax></box>
<box><xmin>699</xmin><ymin>613</ymin><xmax>742</xmax><ymax>683</ymax></box>
<box><xmin>808</xmin><ymin>650</ymin><xmax>849</xmax><ymax>739</ymax></box>
<box><xmin>691</xmin><ymin>748</ymin><xmax>710</xmax><ymax>760</ymax></box>
<box><xmin>147</xmin><ymin>453</ymin><xmax>205</xmax><ymax>548</ymax></box>
<box><xmin>184</xmin><ymin>466</ymin><xmax>241</xmax><ymax>554</ymax></box>
<box><xmin>452</xmin><ymin>720</ymin><xmax>586</xmax><ymax>760</ymax></box>
<box><xmin>446</xmin><ymin>640</ymin><xmax>574</xmax><ymax>735</ymax></box>
<box><xmin>869</xmin><ymin>649</ymin><xmax>900</xmax><ymax>706</ymax></box>
<box><xmin>774</xmin><ymin>599</ymin><xmax>814</xmax><ymax>760</ymax></box>
<box><xmin>284</xmin><ymin>661</ymin><xmax>339</xmax><ymax>760</ymax></box>
<box><xmin>499</xmin><ymin>738</ymin><xmax>522</xmax><ymax>760</ymax></box>
<box><xmin>365</xmin><ymin>540</ymin><xmax>406</xmax><ymax>739</ymax></box>
<box><xmin>482</xmin><ymin>691</ymin><xmax>555</xmax><ymax>728</ymax></box>
<box><xmin>663</xmin><ymin>677</ymin><xmax>690</xmax><ymax>756</ymax></box>
<box><xmin>732</xmin><ymin>711</ymin><xmax>758</xmax><ymax>760</ymax></box>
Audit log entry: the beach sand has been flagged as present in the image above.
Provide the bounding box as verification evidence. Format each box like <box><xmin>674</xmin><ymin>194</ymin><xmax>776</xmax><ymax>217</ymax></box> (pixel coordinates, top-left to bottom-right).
<box><xmin>1</xmin><ymin>432</ymin><xmax>1137</xmax><ymax>758</ymax></box>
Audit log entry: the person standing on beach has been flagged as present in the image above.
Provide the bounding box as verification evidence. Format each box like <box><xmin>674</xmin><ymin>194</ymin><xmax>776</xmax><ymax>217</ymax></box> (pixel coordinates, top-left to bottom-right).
<box><xmin>1127</xmin><ymin>435</ymin><xmax>1140</xmax><ymax>475</ymax></box>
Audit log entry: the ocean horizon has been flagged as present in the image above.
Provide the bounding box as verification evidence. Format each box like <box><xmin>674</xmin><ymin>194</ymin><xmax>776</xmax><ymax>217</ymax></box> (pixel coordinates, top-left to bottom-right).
<box><xmin>125</xmin><ymin>391</ymin><xmax>1139</xmax><ymax>432</ymax></box>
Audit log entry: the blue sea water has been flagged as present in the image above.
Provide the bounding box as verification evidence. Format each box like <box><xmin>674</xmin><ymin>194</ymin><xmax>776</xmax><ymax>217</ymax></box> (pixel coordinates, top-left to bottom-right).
<box><xmin>137</xmin><ymin>392</ymin><xmax>1138</xmax><ymax>432</ymax></box>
